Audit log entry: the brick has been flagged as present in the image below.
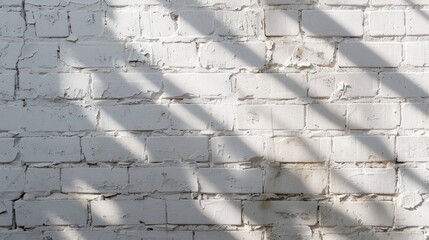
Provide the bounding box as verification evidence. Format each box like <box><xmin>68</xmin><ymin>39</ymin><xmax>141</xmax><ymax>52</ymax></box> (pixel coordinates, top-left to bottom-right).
<box><xmin>99</xmin><ymin>105</ymin><xmax>169</xmax><ymax>131</ymax></box>
<box><xmin>320</xmin><ymin>202</ymin><xmax>394</xmax><ymax>226</ymax></box>
<box><xmin>308</xmin><ymin>104</ymin><xmax>346</xmax><ymax>130</ymax></box>
<box><xmin>0</xmin><ymin>201</ymin><xmax>13</xmax><ymax>226</ymax></box>
<box><xmin>0</xmin><ymin>42</ymin><xmax>22</xmax><ymax>69</ymax></box>
<box><xmin>237</xmin><ymin>105</ymin><xmax>305</xmax><ymax>130</ymax></box>
<box><xmin>211</xmin><ymin>136</ymin><xmax>264</xmax><ymax>163</ymax></box>
<box><xmin>262</xmin><ymin>0</ymin><xmax>313</xmax><ymax>4</ymax></box>
<box><xmin>20</xmin><ymin>137</ymin><xmax>81</xmax><ymax>163</ymax></box>
<box><xmin>19</xmin><ymin>73</ymin><xmax>90</xmax><ymax>99</ymax></box>
<box><xmin>369</xmin><ymin>11</ymin><xmax>405</xmax><ymax>36</ymax></box>
<box><xmin>399</xmin><ymin>168</ymin><xmax>429</xmax><ymax>193</ymax></box>
<box><xmin>401</xmin><ymin>103</ymin><xmax>429</xmax><ymax>129</ymax></box>
<box><xmin>405</xmin><ymin>42</ymin><xmax>429</xmax><ymax>66</ymax></box>
<box><xmin>141</xmin><ymin>12</ymin><xmax>176</xmax><ymax>37</ymax></box>
<box><xmin>0</xmin><ymin>0</ymin><xmax>22</xmax><ymax>5</ymax></box>
<box><xmin>70</xmin><ymin>11</ymin><xmax>104</xmax><ymax>37</ymax></box>
<box><xmin>167</xmin><ymin>200</ymin><xmax>241</xmax><ymax>225</ymax></box>
<box><xmin>106</xmin><ymin>10</ymin><xmax>140</xmax><ymax>37</ymax></box>
<box><xmin>397</xmin><ymin>136</ymin><xmax>429</xmax><ymax>162</ymax></box>
<box><xmin>265</xmin><ymin>167</ymin><xmax>328</xmax><ymax>194</ymax></box>
<box><xmin>163</xmin><ymin>73</ymin><xmax>231</xmax><ymax>99</ymax></box>
<box><xmin>330</xmin><ymin>168</ymin><xmax>396</xmax><ymax>194</ymax></box>
<box><xmin>302</xmin><ymin>10</ymin><xmax>363</xmax><ymax>37</ymax></box>
<box><xmin>269</xmin><ymin>225</ymin><xmax>312</xmax><ymax>240</ymax></box>
<box><xmin>194</xmin><ymin>231</ymin><xmax>263</xmax><ymax>240</ymax></box>
<box><xmin>268</xmin><ymin>137</ymin><xmax>330</xmax><ymax>162</ymax></box>
<box><xmin>178</xmin><ymin>10</ymin><xmax>215</xmax><ymax>36</ymax></box>
<box><xmin>82</xmin><ymin>136</ymin><xmax>145</xmax><ymax>162</ymax></box>
<box><xmin>338</xmin><ymin>42</ymin><xmax>402</xmax><ymax>68</ymax></box>
<box><xmin>91</xmin><ymin>200</ymin><xmax>165</xmax><ymax>225</ymax></box>
<box><xmin>406</xmin><ymin>10</ymin><xmax>429</xmax><ymax>35</ymax></box>
<box><xmin>62</xmin><ymin>168</ymin><xmax>128</xmax><ymax>193</ymax></box>
<box><xmin>26</xmin><ymin>0</ymin><xmax>60</xmax><ymax>5</ymax></box>
<box><xmin>265</xmin><ymin>10</ymin><xmax>299</xmax><ymax>36</ymax></box>
<box><xmin>60</xmin><ymin>42</ymin><xmax>125</xmax><ymax>68</ymax></box>
<box><xmin>237</xmin><ymin>73</ymin><xmax>307</xmax><ymax>99</ymax></box>
<box><xmin>44</xmin><ymin>231</ymin><xmax>117</xmax><ymax>240</ymax></box>
<box><xmin>308</xmin><ymin>72</ymin><xmax>378</xmax><ymax>98</ymax></box>
<box><xmin>152</xmin><ymin>43</ymin><xmax>197</xmax><ymax>68</ymax></box>
<box><xmin>333</xmin><ymin>136</ymin><xmax>395</xmax><ymax>162</ymax></box>
<box><xmin>15</xmin><ymin>200</ymin><xmax>87</xmax><ymax>226</ymax></box>
<box><xmin>0</xmin><ymin>168</ymin><xmax>25</xmax><ymax>193</ymax></box>
<box><xmin>170</xmin><ymin>104</ymin><xmax>234</xmax><ymax>130</ymax></box>
<box><xmin>324</xmin><ymin>0</ymin><xmax>368</xmax><ymax>5</ymax></box>
<box><xmin>347</xmin><ymin>104</ymin><xmax>400</xmax><ymax>129</ymax></box>
<box><xmin>129</xmin><ymin>167</ymin><xmax>198</xmax><ymax>193</ymax></box>
<box><xmin>0</xmin><ymin>12</ymin><xmax>25</xmax><ymax>37</ymax></box>
<box><xmin>92</xmin><ymin>72</ymin><xmax>162</xmax><ymax>99</ymax></box>
<box><xmin>18</xmin><ymin>43</ymin><xmax>58</xmax><ymax>69</ymax></box>
<box><xmin>24</xmin><ymin>168</ymin><xmax>60</xmax><ymax>192</ymax></box>
<box><xmin>35</xmin><ymin>11</ymin><xmax>68</xmax><ymax>37</ymax></box>
<box><xmin>0</xmin><ymin>72</ymin><xmax>15</xmax><ymax>100</ymax></box>
<box><xmin>379</xmin><ymin>73</ymin><xmax>429</xmax><ymax>97</ymax></box>
<box><xmin>146</xmin><ymin>136</ymin><xmax>209</xmax><ymax>162</ymax></box>
<box><xmin>0</xmin><ymin>138</ymin><xmax>18</xmax><ymax>163</ymax></box>
<box><xmin>272</xmin><ymin>42</ymin><xmax>335</xmax><ymax>67</ymax></box>
<box><xmin>215</xmin><ymin>11</ymin><xmax>260</xmax><ymax>36</ymax></box>
<box><xmin>198</xmin><ymin>168</ymin><xmax>263</xmax><ymax>193</ymax></box>
<box><xmin>0</xmin><ymin>104</ymin><xmax>25</xmax><ymax>130</ymax></box>
<box><xmin>118</xmin><ymin>231</ymin><xmax>192</xmax><ymax>240</ymax></box>
<box><xmin>200</xmin><ymin>42</ymin><xmax>265</xmax><ymax>69</ymax></box>
<box><xmin>0</xmin><ymin>231</ymin><xmax>42</xmax><ymax>240</ymax></box>
<box><xmin>359</xmin><ymin>232</ymin><xmax>425</xmax><ymax>240</ymax></box>
<box><xmin>372</xmin><ymin>0</ymin><xmax>428</xmax><ymax>5</ymax></box>
<box><xmin>243</xmin><ymin>201</ymin><xmax>317</xmax><ymax>225</ymax></box>
<box><xmin>395</xmin><ymin>200</ymin><xmax>429</xmax><ymax>226</ymax></box>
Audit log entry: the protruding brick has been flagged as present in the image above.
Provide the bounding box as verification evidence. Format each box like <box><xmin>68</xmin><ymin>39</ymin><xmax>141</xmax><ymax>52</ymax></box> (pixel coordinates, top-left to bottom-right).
<box><xmin>106</xmin><ymin>10</ymin><xmax>140</xmax><ymax>37</ymax></box>
<box><xmin>302</xmin><ymin>10</ymin><xmax>363</xmax><ymax>37</ymax></box>
<box><xmin>215</xmin><ymin>11</ymin><xmax>260</xmax><ymax>36</ymax></box>
<box><xmin>333</xmin><ymin>136</ymin><xmax>395</xmax><ymax>162</ymax></box>
<box><xmin>406</xmin><ymin>10</ymin><xmax>429</xmax><ymax>35</ymax></box>
<box><xmin>70</xmin><ymin>11</ymin><xmax>104</xmax><ymax>37</ymax></box>
<box><xmin>265</xmin><ymin>10</ymin><xmax>299</xmax><ymax>36</ymax></box>
<box><xmin>401</xmin><ymin>103</ymin><xmax>429</xmax><ymax>129</ymax></box>
<box><xmin>380</xmin><ymin>73</ymin><xmax>429</xmax><ymax>97</ymax></box>
<box><xmin>397</xmin><ymin>136</ymin><xmax>429</xmax><ymax>162</ymax></box>
<box><xmin>399</xmin><ymin>168</ymin><xmax>429</xmax><ymax>193</ymax></box>
<box><xmin>338</xmin><ymin>42</ymin><xmax>402</xmax><ymax>68</ymax></box>
<box><xmin>0</xmin><ymin>12</ymin><xmax>25</xmax><ymax>37</ymax></box>
<box><xmin>35</xmin><ymin>11</ymin><xmax>68</xmax><ymax>37</ymax></box>
<box><xmin>369</xmin><ymin>11</ymin><xmax>405</xmax><ymax>36</ymax></box>
<box><xmin>347</xmin><ymin>104</ymin><xmax>400</xmax><ymax>129</ymax></box>
<box><xmin>405</xmin><ymin>42</ymin><xmax>429</xmax><ymax>66</ymax></box>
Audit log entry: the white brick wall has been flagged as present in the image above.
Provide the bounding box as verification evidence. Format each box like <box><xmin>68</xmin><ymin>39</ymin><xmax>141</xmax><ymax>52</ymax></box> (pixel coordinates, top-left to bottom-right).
<box><xmin>0</xmin><ymin>0</ymin><xmax>427</xmax><ymax>238</ymax></box>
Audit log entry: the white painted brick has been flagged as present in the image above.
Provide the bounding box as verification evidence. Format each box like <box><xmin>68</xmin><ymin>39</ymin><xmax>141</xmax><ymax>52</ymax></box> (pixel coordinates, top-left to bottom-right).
<box><xmin>324</xmin><ymin>0</ymin><xmax>367</xmax><ymax>5</ymax></box>
<box><xmin>406</xmin><ymin>10</ymin><xmax>429</xmax><ymax>35</ymax></box>
<box><xmin>146</xmin><ymin>136</ymin><xmax>209</xmax><ymax>162</ymax></box>
<box><xmin>359</xmin><ymin>232</ymin><xmax>425</xmax><ymax>240</ymax></box>
<box><xmin>272</xmin><ymin>42</ymin><xmax>335</xmax><ymax>67</ymax></box>
<box><xmin>91</xmin><ymin>200</ymin><xmax>165</xmax><ymax>225</ymax></box>
<box><xmin>237</xmin><ymin>73</ymin><xmax>307</xmax><ymax>99</ymax></box>
<box><xmin>0</xmin><ymin>0</ymin><xmax>22</xmax><ymax>5</ymax></box>
<box><xmin>268</xmin><ymin>137</ymin><xmax>330</xmax><ymax>162</ymax></box>
<box><xmin>215</xmin><ymin>11</ymin><xmax>260</xmax><ymax>36</ymax></box>
<box><xmin>118</xmin><ymin>231</ymin><xmax>192</xmax><ymax>240</ymax></box>
<box><xmin>44</xmin><ymin>231</ymin><xmax>117</xmax><ymax>240</ymax></box>
<box><xmin>167</xmin><ymin>200</ymin><xmax>241</xmax><ymax>225</ymax></box>
<box><xmin>0</xmin><ymin>42</ymin><xmax>23</xmax><ymax>69</ymax></box>
<box><xmin>99</xmin><ymin>105</ymin><xmax>169</xmax><ymax>131</ymax></box>
<box><xmin>330</xmin><ymin>168</ymin><xmax>396</xmax><ymax>194</ymax></box>
<box><xmin>401</xmin><ymin>103</ymin><xmax>429</xmax><ymax>129</ymax></box>
<box><xmin>92</xmin><ymin>72</ymin><xmax>162</xmax><ymax>99</ymax></box>
<box><xmin>399</xmin><ymin>168</ymin><xmax>429</xmax><ymax>193</ymax></box>
<box><xmin>170</xmin><ymin>104</ymin><xmax>234</xmax><ymax>131</ymax></box>
<box><xmin>141</xmin><ymin>12</ymin><xmax>176</xmax><ymax>37</ymax></box>
<box><xmin>152</xmin><ymin>43</ymin><xmax>197</xmax><ymax>68</ymax></box>
<box><xmin>198</xmin><ymin>168</ymin><xmax>263</xmax><ymax>193</ymax></box>
<box><xmin>333</xmin><ymin>136</ymin><xmax>395</xmax><ymax>162</ymax></box>
<box><xmin>18</xmin><ymin>43</ymin><xmax>58</xmax><ymax>69</ymax></box>
<box><xmin>395</xmin><ymin>200</ymin><xmax>429</xmax><ymax>226</ymax></box>
<box><xmin>0</xmin><ymin>231</ymin><xmax>43</xmax><ymax>240</ymax></box>
<box><xmin>262</xmin><ymin>0</ymin><xmax>313</xmax><ymax>4</ymax></box>
<box><xmin>347</xmin><ymin>104</ymin><xmax>400</xmax><ymax>129</ymax></box>
<box><xmin>20</xmin><ymin>137</ymin><xmax>81</xmax><ymax>163</ymax></box>
<box><xmin>126</xmin><ymin>42</ymin><xmax>151</xmax><ymax>64</ymax></box>
<box><xmin>129</xmin><ymin>167</ymin><xmax>197</xmax><ymax>193</ymax></box>
<box><xmin>265</xmin><ymin>167</ymin><xmax>328</xmax><ymax>194</ymax></box>
<box><xmin>265</xmin><ymin>10</ymin><xmax>299</xmax><ymax>36</ymax></box>
<box><xmin>106</xmin><ymin>10</ymin><xmax>140</xmax><ymax>37</ymax></box>
<box><xmin>26</xmin><ymin>0</ymin><xmax>60</xmax><ymax>5</ymax></box>
<box><xmin>0</xmin><ymin>73</ymin><xmax>15</xmax><ymax>100</ymax></box>
<box><xmin>302</xmin><ymin>10</ymin><xmax>363</xmax><ymax>37</ymax></box>
<box><xmin>237</xmin><ymin>105</ymin><xmax>305</xmax><ymax>130</ymax></box>
<box><xmin>372</xmin><ymin>0</ymin><xmax>428</xmax><ymax>5</ymax></box>
<box><xmin>380</xmin><ymin>73</ymin><xmax>429</xmax><ymax>97</ymax></box>
<box><xmin>397</xmin><ymin>136</ymin><xmax>429</xmax><ymax>162</ymax></box>
<box><xmin>200</xmin><ymin>42</ymin><xmax>265</xmax><ymax>69</ymax></box>
<box><xmin>243</xmin><ymin>201</ymin><xmax>317</xmax><ymax>225</ymax></box>
<box><xmin>211</xmin><ymin>136</ymin><xmax>264</xmax><ymax>163</ymax></box>
<box><xmin>194</xmin><ymin>231</ymin><xmax>263</xmax><ymax>240</ymax></box>
<box><xmin>0</xmin><ymin>138</ymin><xmax>18</xmax><ymax>163</ymax></box>
<box><xmin>405</xmin><ymin>42</ymin><xmax>429</xmax><ymax>66</ymax></box>
<box><xmin>60</xmin><ymin>42</ymin><xmax>125</xmax><ymax>68</ymax></box>
<box><xmin>35</xmin><ymin>11</ymin><xmax>68</xmax><ymax>37</ymax></box>
<box><xmin>0</xmin><ymin>201</ymin><xmax>13</xmax><ymax>226</ymax></box>
<box><xmin>163</xmin><ymin>73</ymin><xmax>231</xmax><ymax>98</ymax></box>
<box><xmin>308</xmin><ymin>104</ymin><xmax>346</xmax><ymax>130</ymax></box>
<box><xmin>62</xmin><ymin>168</ymin><xmax>128</xmax><ymax>193</ymax></box>
<box><xmin>15</xmin><ymin>200</ymin><xmax>87</xmax><ymax>226</ymax></box>
<box><xmin>70</xmin><ymin>11</ymin><xmax>104</xmax><ymax>37</ymax></box>
<box><xmin>0</xmin><ymin>12</ymin><xmax>25</xmax><ymax>37</ymax></box>
<box><xmin>24</xmin><ymin>168</ymin><xmax>60</xmax><ymax>192</ymax></box>
<box><xmin>338</xmin><ymin>42</ymin><xmax>402</xmax><ymax>68</ymax></box>
<box><xmin>0</xmin><ymin>168</ymin><xmax>25</xmax><ymax>193</ymax></box>
<box><xmin>0</xmin><ymin>104</ymin><xmax>25</xmax><ymax>130</ymax></box>
<box><xmin>320</xmin><ymin>202</ymin><xmax>394</xmax><ymax>226</ymax></box>
<box><xmin>178</xmin><ymin>10</ymin><xmax>215</xmax><ymax>36</ymax></box>
<box><xmin>19</xmin><ymin>73</ymin><xmax>90</xmax><ymax>99</ymax></box>
<box><xmin>308</xmin><ymin>72</ymin><xmax>378</xmax><ymax>98</ymax></box>
<box><xmin>82</xmin><ymin>136</ymin><xmax>145</xmax><ymax>162</ymax></box>
<box><xmin>369</xmin><ymin>11</ymin><xmax>405</xmax><ymax>36</ymax></box>
<box><xmin>104</xmin><ymin>0</ymin><xmax>148</xmax><ymax>5</ymax></box>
